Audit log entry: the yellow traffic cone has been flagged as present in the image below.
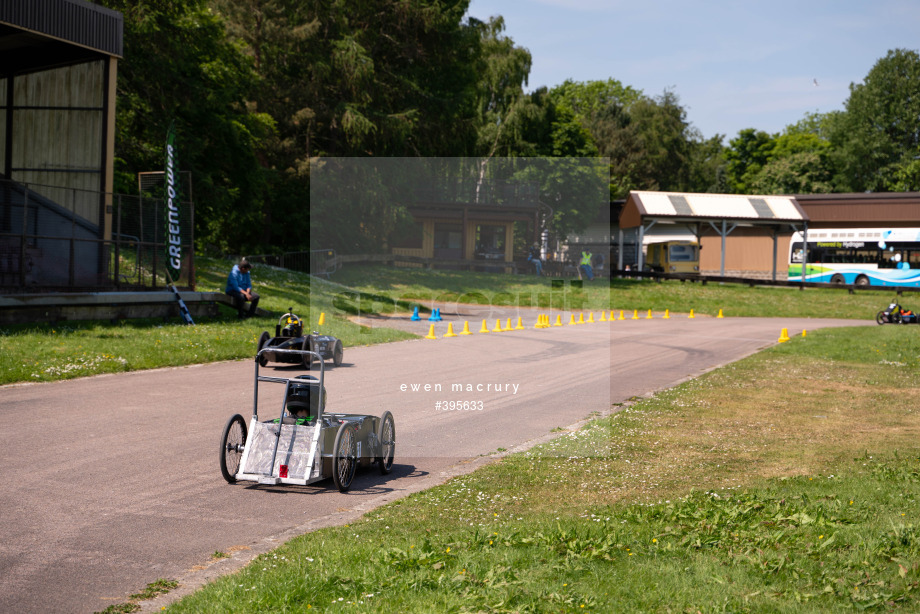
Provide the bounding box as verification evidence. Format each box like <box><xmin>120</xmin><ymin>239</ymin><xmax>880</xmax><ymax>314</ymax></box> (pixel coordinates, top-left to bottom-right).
<box><xmin>587</xmin><ymin>312</ymin><xmax>596</xmax><ymax>323</ymax></box>
<box><xmin>717</xmin><ymin>309</ymin><xmax>724</xmax><ymax>318</ymax></box>
<box><xmin>492</xmin><ymin>319</ymin><xmax>503</xmax><ymax>333</ymax></box>
<box><xmin>578</xmin><ymin>312</ymin><xmax>585</xmax><ymax>324</ymax></box>
<box><xmin>778</xmin><ymin>327</ymin><xmax>790</xmax><ymax>343</ymax></box>
<box><xmin>444</xmin><ymin>322</ymin><xmax>458</xmax><ymax>338</ymax></box>
<box><xmin>479</xmin><ymin>319</ymin><xmax>490</xmax><ymax>333</ymax></box>
<box><xmin>620</xmin><ymin>310</ymin><xmax>625</xmax><ymax>320</ymax></box>
<box><xmin>689</xmin><ymin>309</ymin><xmax>695</xmax><ymax>319</ymax></box>
<box><xmin>425</xmin><ymin>324</ymin><xmax>437</xmax><ymax>339</ymax></box>
<box><xmin>515</xmin><ymin>316</ymin><xmax>525</xmax><ymax>330</ymax></box>
<box><xmin>569</xmin><ymin>314</ymin><xmax>577</xmax><ymax>325</ymax></box>
<box><xmin>555</xmin><ymin>314</ymin><xmax>563</xmax><ymax>327</ymax></box>
<box><xmin>318</xmin><ymin>312</ymin><xmax>325</xmax><ymax>326</ymax></box>
<box><xmin>505</xmin><ymin>318</ymin><xmax>513</xmax><ymax>331</ymax></box>
<box><xmin>646</xmin><ymin>309</ymin><xmax>653</xmax><ymax>319</ymax></box>
<box><xmin>663</xmin><ymin>309</ymin><xmax>670</xmax><ymax>319</ymax></box>
<box><xmin>460</xmin><ymin>320</ymin><xmax>472</xmax><ymax>335</ymax></box>
<box><xmin>632</xmin><ymin>309</ymin><xmax>639</xmax><ymax>320</ymax></box>
<box><xmin>802</xmin><ymin>329</ymin><xmax>807</xmax><ymax>338</ymax></box>
<box><xmin>600</xmin><ymin>310</ymin><xmax>607</xmax><ymax>322</ymax></box>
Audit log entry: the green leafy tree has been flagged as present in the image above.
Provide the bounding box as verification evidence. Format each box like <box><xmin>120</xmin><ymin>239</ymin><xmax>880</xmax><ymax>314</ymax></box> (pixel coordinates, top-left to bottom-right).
<box><xmin>471</xmin><ymin>16</ymin><xmax>534</xmax><ymax>159</ymax></box>
<box><xmin>724</xmin><ymin>128</ymin><xmax>776</xmax><ymax>194</ymax></box>
<box><xmin>215</xmin><ymin>0</ymin><xmax>484</xmax><ymax>251</ymax></box>
<box><xmin>750</xmin><ymin>130</ymin><xmax>833</xmax><ymax>194</ymax></box>
<box><xmin>550</xmin><ymin>78</ymin><xmax>642</xmax><ymax>124</ymax></box>
<box><xmin>830</xmin><ymin>48</ymin><xmax>920</xmax><ymax>192</ymax></box>
<box><xmin>103</xmin><ymin>0</ymin><xmax>272</xmax><ymax>254</ymax></box>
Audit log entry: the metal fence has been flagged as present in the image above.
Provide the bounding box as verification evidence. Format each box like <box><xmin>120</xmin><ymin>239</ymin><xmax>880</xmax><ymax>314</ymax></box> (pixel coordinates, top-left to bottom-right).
<box><xmin>0</xmin><ymin>177</ymin><xmax>194</xmax><ymax>292</ymax></box>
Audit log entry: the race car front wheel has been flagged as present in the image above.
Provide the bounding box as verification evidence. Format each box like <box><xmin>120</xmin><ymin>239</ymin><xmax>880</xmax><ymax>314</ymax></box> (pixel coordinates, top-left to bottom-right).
<box><xmin>219</xmin><ymin>414</ymin><xmax>247</xmax><ymax>483</ymax></box>
<box><xmin>257</xmin><ymin>332</ymin><xmax>270</xmax><ymax>366</ymax></box>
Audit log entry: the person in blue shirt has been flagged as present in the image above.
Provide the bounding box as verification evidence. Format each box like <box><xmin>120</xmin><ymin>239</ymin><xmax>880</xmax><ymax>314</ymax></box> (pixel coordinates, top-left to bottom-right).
<box><xmin>225</xmin><ymin>257</ymin><xmax>260</xmax><ymax>318</ymax></box>
<box><xmin>527</xmin><ymin>242</ymin><xmax>543</xmax><ymax>276</ymax></box>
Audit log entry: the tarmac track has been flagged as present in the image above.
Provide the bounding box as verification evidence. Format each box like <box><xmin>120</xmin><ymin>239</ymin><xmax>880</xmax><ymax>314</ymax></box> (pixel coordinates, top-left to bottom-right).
<box><xmin>0</xmin><ymin>311</ymin><xmax>866</xmax><ymax>613</ymax></box>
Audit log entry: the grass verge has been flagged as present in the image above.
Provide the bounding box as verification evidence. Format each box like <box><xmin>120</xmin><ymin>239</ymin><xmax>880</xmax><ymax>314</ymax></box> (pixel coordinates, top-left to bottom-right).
<box><xmin>163</xmin><ymin>325</ymin><xmax>920</xmax><ymax>612</ymax></box>
<box><xmin>0</xmin><ymin>258</ymin><xmax>415</xmax><ymax>385</ymax></box>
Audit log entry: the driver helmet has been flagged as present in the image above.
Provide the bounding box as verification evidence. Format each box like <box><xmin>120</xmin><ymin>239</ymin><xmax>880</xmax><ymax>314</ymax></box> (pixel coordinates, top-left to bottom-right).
<box><xmin>286</xmin><ymin>383</ymin><xmax>326</xmax><ymax>417</ymax></box>
<box><xmin>282</xmin><ymin>315</ymin><xmax>303</xmax><ymax>337</ymax></box>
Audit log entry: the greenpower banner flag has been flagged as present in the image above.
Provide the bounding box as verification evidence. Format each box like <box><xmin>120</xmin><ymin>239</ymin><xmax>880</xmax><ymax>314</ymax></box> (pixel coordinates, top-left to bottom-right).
<box><xmin>165</xmin><ymin>121</ymin><xmax>182</xmax><ymax>279</ymax></box>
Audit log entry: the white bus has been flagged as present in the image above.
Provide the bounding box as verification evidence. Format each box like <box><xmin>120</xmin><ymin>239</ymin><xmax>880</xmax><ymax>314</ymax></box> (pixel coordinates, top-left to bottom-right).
<box><xmin>788</xmin><ymin>227</ymin><xmax>920</xmax><ymax>287</ymax></box>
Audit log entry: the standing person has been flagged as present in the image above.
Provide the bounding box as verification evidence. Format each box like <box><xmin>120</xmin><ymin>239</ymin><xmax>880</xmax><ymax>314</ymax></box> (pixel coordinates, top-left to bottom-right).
<box><xmin>527</xmin><ymin>242</ymin><xmax>543</xmax><ymax>276</ymax></box>
<box><xmin>225</xmin><ymin>257</ymin><xmax>260</xmax><ymax>318</ymax></box>
<box><xmin>579</xmin><ymin>250</ymin><xmax>594</xmax><ymax>281</ymax></box>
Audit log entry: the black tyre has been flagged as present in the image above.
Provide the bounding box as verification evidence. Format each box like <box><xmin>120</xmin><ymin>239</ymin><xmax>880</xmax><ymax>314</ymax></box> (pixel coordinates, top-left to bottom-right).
<box><xmin>830</xmin><ymin>274</ymin><xmax>845</xmax><ymax>285</ymax></box>
<box><xmin>219</xmin><ymin>414</ymin><xmax>247</xmax><ymax>483</ymax></box>
<box><xmin>302</xmin><ymin>337</ymin><xmax>313</xmax><ymax>369</ymax></box>
<box><xmin>333</xmin><ymin>340</ymin><xmax>344</xmax><ymax>367</ymax></box>
<box><xmin>855</xmin><ymin>275</ymin><xmax>870</xmax><ymax>287</ymax></box>
<box><xmin>332</xmin><ymin>423</ymin><xmax>357</xmax><ymax>492</ymax></box>
<box><xmin>892</xmin><ymin>312</ymin><xmax>902</xmax><ymax>324</ymax></box>
<box><xmin>376</xmin><ymin>411</ymin><xmax>395</xmax><ymax>474</ymax></box>
<box><xmin>876</xmin><ymin>311</ymin><xmax>887</xmax><ymax>325</ymax></box>
<box><xmin>256</xmin><ymin>332</ymin><xmax>270</xmax><ymax>367</ymax></box>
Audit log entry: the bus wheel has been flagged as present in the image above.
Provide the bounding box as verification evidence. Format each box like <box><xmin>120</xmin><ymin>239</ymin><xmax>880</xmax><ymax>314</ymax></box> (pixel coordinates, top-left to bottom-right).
<box><xmin>855</xmin><ymin>275</ymin><xmax>870</xmax><ymax>287</ymax></box>
<box><xmin>830</xmin><ymin>274</ymin><xmax>845</xmax><ymax>285</ymax></box>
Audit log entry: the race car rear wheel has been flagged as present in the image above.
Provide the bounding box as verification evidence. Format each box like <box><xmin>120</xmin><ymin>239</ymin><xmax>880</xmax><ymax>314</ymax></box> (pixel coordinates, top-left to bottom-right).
<box><xmin>256</xmin><ymin>332</ymin><xmax>270</xmax><ymax>367</ymax></box>
<box><xmin>333</xmin><ymin>340</ymin><xmax>344</xmax><ymax>367</ymax></box>
<box><xmin>376</xmin><ymin>411</ymin><xmax>395</xmax><ymax>474</ymax></box>
<box><xmin>219</xmin><ymin>414</ymin><xmax>247</xmax><ymax>483</ymax></box>
<box><xmin>332</xmin><ymin>423</ymin><xmax>357</xmax><ymax>492</ymax></box>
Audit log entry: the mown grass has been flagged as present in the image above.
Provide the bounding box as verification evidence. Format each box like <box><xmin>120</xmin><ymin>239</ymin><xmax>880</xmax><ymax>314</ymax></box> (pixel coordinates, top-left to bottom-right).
<box><xmin>162</xmin><ymin>326</ymin><xmax>920</xmax><ymax>613</ymax></box>
<box><xmin>0</xmin><ymin>258</ymin><xmax>415</xmax><ymax>385</ymax></box>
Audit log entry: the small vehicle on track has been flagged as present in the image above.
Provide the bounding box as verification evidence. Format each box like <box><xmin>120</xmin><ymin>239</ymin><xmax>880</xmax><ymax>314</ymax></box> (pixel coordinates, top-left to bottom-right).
<box><xmin>219</xmin><ymin>348</ymin><xmax>395</xmax><ymax>492</ymax></box>
<box><xmin>876</xmin><ymin>302</ymin><xmax>918</xmax><ymax>325</ymax></box>
<box><xmin>256</xmin><ymin>309</ymin><xmax>344</xmax><ymax>369</ymax></box>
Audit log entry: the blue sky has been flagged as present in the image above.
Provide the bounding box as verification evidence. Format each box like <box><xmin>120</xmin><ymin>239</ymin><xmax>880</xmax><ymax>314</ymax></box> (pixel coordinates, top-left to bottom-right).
<box><xmin>465</xmin><ymin>0</ymin><xmax>920</xmax><ymax>141</ymax></box>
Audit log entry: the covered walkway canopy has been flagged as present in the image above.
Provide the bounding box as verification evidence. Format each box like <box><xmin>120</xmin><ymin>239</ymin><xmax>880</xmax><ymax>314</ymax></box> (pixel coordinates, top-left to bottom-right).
<box><xmin>618</xmin><ymin>191</ymin><xmax>810</xmax><ymax>277</ymax></box>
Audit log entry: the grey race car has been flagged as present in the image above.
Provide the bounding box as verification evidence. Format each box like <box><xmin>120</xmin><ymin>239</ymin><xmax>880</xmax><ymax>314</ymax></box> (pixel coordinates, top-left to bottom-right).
<box><xmin>256</xmin><ymin>309</ymin><xmax>344</xmax><ymax>369</ymax></box>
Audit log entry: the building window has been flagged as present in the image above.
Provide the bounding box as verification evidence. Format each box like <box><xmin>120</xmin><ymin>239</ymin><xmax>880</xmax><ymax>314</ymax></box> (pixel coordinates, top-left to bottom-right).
<box><xmin>475</xmin><ymin>224</ymin><xmax>506</xmax><ymax>260</ymax></box>
<box><xmin>433</xmin><ymin>223</ymin><xmax>462</xmax><ymax>259</ymax></box>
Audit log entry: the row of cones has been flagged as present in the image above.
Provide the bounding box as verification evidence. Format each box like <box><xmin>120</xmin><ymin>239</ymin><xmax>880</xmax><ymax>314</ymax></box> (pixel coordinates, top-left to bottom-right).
<box><xmin>423</xmin><ymin>308</ymin><xmax>726</xmax><ymax>339</ymax></box>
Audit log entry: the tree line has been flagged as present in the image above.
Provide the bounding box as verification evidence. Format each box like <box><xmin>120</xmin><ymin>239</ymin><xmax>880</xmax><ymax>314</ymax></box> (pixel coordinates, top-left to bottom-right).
<box><xmin>99</xmin><ymin>0</ymin><xmax>920</xmax><ymax>255</ymax></box>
